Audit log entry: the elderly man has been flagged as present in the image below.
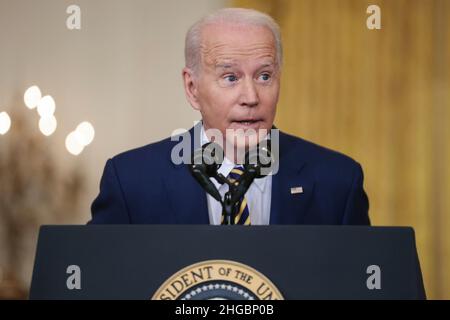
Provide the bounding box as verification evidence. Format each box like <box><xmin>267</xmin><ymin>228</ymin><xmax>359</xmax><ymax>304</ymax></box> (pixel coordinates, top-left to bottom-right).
<box><xmin>89</xmin><ymin>8</ymin><xmax>370</xmax><ymax>225</ymax></box>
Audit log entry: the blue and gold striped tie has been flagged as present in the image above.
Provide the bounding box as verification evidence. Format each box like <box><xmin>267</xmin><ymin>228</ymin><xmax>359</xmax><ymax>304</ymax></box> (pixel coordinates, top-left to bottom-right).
<box><xmin>221</xmin><ymin>166</ymin><xmax>251</xmax><ymax>225</ymax></box>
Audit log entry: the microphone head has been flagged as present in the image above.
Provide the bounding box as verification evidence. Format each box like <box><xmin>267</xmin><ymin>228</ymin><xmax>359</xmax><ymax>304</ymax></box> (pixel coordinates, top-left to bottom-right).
<box><xmin>244</xmin><ymin>141</ymin><xmax>273</xmax><ymax>178</ymax></box>
<box><xmin>189</xmin><ymin>142</ymin><xmax>224</xmax><ymax>203</ymax></box>
<box><xmin>190</xmin><ymin>142</ymin><xmax>223</xmax><ymax>177</ymax></box>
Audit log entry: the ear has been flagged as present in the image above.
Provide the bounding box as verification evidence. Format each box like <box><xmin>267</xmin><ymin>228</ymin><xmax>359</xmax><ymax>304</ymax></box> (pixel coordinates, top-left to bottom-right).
<box><xmin>182</xmin><ymin>67</ymin><xmax>201</xmax><ymax>110</ymax></box>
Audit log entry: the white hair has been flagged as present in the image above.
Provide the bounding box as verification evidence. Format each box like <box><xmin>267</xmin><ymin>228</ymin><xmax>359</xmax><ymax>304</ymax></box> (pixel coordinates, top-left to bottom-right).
<box><xmin>185</xmin><ymin>8</ymin><xmax>283</xmax><ymax>74</ymax></box>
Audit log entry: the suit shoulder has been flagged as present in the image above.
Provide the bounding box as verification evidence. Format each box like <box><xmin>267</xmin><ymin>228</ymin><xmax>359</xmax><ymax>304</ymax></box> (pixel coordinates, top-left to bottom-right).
<box><xmin>110</xmin><ymin>135</ymin><xmax>177</xmax><ymax>170</ymax></box>
<box><xmin>280</xmin><ymin>131</ymin><xmax>361</xmax><ymax>169</ymax></box>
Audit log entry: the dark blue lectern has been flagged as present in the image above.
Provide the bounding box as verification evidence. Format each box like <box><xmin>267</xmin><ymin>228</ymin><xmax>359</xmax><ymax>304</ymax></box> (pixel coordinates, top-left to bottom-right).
<box><xmin>29</xmin><ymin>225</ymin><xmax>425</xmax><ymax>300</ymax></box>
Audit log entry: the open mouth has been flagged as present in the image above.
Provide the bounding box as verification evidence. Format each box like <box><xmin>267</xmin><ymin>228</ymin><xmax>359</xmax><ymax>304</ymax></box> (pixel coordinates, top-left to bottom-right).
<box><xmin>232</xmin><ymin>119</ymin><xmax>262</xmax><ymax>126</ymax></box>
<box><xmin>230</xmin><ymin>120</ymin><xmax>262</xmax><ymax>130</ymax></box>
<box><xmin>236</xmin><ymin>120</ymin><xmax>258</xmax><ymax>125</ymax></box>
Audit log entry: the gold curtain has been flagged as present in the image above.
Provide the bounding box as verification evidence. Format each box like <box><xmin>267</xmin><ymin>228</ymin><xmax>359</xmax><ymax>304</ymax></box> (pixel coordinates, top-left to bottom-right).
<box><xmin>232</xmin><ymin>0</ymin><xmax>450</xmax><ymax>299</ymax></box>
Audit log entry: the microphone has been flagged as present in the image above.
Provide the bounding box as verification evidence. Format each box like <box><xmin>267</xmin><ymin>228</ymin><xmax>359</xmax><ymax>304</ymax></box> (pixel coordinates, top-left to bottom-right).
<box><xmin>189</xmin><ymin>142</ymin><xmax>224</xmax><ymax>203</ymax></box>
<box><xmin>230</xmin><ymin>142</ymin><xmax>273</xmax><ymax>203</ymax></box>
<box><xmin>244</xmin><ymin>140</ymin><xmax>273</xmax><ymax>178</ymax></box>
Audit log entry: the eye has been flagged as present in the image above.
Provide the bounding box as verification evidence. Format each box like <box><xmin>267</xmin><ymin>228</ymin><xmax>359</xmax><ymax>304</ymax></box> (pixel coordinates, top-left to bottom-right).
<box><xmin>224</xmin><ymin>74</ymin><xmax>238</xmax><ymax>83</ymax></box>
<box><xmin>259</xmin><ymin>73</ymin><xmax>271</xmax><ymax>82</ymax></box>
<box><xmin>218</xmin><ymin>74</ymin><xmax>240</xmax><ymax>87</ymax></box>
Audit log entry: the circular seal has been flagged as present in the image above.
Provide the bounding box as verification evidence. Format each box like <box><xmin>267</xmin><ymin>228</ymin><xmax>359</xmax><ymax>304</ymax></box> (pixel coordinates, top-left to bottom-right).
<box><xmin>152</xmin><ymin>260</ymin><xmax>283</xmax><ymax>300</ymax></box>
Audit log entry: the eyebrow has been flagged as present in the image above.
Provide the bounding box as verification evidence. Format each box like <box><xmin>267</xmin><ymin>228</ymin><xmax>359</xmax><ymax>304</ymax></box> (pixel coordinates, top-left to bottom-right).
<box><xmin>258</xmin><ymin>63</ymin><xmax>274</xmax><ymax>69</ymax></box>
<box><xmin>215</xmin><ymin>62</ymin><xmax>275</xmax><ymax>70</ymax></box>
<box><xmin>215</xmin><ymin>63</ymin><xmax>237</xmax><ymax>69</ymax></box>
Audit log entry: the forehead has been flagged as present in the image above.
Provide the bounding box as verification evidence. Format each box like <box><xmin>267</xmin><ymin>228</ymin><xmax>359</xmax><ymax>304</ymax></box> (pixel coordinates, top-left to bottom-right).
<box><xmin>199</xmin><ymin>23</ymin><xmax>276</xmax><ymax>67</ymax></box>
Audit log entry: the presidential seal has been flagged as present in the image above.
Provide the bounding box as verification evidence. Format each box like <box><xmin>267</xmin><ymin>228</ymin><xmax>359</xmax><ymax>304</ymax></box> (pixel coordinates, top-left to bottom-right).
<box><xmin>152</xmin><ymin>260</ymin><xmax>284</xmax><ymax>300</ymax></box>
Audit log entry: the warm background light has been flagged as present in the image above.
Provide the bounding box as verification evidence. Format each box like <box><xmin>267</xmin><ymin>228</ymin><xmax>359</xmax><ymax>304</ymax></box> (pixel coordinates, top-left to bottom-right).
<box><xmin>65</xmin><ymin>131</ymin><xmax>84</xmax><ymax>156</ymax></box>
<box><xmin>0</xmin><ymin>111</ymin><xmax>11</xmax><ymax>135</ymax></box>
<box><xmin>36</xmin><ymin>95</ymin><xmax>56</xmax><ymax>118</ymax></box>
<box><xmin>38</xmin><ymin>116</ymin><xmax>57</xmax><ymax>136</ymax></box>
<box><xmin>23</xmin><ymin>85</ymin><xmax>42</xmax><ymax>109</ymax></box>
<box><xmin>75</xmin><ymin>121</ymin><xmax>95</xmax><ymax>146</ymax></box>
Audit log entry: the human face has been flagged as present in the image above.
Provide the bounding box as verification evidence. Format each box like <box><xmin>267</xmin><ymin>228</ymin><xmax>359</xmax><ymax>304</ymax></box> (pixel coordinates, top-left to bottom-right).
<box><xmin>183</xmin><ymin>23</ymin><xmax>280</xmax><ymax>150</ymax></box>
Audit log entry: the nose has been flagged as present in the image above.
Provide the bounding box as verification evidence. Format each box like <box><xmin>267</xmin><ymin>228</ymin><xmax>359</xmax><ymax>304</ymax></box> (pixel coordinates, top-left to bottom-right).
<box><xmin>239</xmin><ymin>78</ymin><xmax>259</xmax><ymax>107</ymax></box>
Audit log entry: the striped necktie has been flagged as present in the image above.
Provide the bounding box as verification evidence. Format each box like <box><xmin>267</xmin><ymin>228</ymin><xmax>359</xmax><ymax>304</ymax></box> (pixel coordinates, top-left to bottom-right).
<box><xmin>221</xmin><ymin>166</ymin><xmax>251</xmax><ymax>225</ymax></box>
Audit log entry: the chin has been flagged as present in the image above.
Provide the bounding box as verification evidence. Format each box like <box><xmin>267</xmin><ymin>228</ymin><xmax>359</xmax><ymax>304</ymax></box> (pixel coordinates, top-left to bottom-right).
<box><xmin>225</xmin><ymin>129</ymin><xmax>267</xmax><ymax>148</ymax></box>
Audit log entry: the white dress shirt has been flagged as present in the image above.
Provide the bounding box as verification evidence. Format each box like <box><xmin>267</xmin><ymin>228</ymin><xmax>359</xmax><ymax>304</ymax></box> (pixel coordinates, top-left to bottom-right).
<box><xmin>201</xmin><ymin>126</ymin><xmax>272</xmax><ymax>225</ymax></box>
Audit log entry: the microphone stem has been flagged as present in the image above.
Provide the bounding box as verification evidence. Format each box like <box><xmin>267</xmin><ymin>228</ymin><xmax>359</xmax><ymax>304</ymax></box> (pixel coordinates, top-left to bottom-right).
<box><xmin>222</xmin><ymin>193</ymin><xmax>233</xmax><ymax>225</ymax></box>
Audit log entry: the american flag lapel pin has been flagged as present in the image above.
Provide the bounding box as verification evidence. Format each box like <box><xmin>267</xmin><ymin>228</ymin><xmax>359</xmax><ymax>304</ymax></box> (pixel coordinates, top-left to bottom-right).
<box><xmin>290</xmin><ymin>186</ymin><xmax>303</xmax><ymax>194</ymax></box>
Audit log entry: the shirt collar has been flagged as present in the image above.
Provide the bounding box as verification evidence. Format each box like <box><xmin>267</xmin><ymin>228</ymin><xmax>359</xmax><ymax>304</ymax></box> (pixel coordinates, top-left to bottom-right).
<box><xmin>200</xmin><ymin>125</ymin><xmax>267</xmax><ymax>192</ymax></box>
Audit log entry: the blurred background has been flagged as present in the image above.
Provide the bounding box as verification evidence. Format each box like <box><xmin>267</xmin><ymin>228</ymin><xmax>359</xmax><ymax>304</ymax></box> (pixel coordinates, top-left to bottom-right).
<box><xmin>0</xmin><ymin>0</ymin><xmax>448</xmax><ymax>299</ymax></box>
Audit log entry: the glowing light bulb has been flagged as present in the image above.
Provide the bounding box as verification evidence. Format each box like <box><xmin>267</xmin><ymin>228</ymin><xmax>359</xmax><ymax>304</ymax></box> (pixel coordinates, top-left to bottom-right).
<box><xmin>39</xmin><ymin>115</ymin><xmax>57</xmax><ymax>136</ymax></box>
<box><xmin>0</xmin><ymin>112</ymin><xmax>11</xmax><ymax>135</ymax></box>
<box><xmin>24</xmin><ymin>85</ymin><xmax>42</xmax><ymax>109</ymax></box>
<box><xmin>65</xmin><ymin>131</ymin><xmax>84</xmax><ymax>156</ymax></box>
<box><xmin>75</xmin><ymin>121</ymin><xmax>95</xmax><ymax>146</ymax></box>
<box><xmin>37</xmin><ymin>95</ymin><xmax>56</xmax><ymax>118</ymax></box>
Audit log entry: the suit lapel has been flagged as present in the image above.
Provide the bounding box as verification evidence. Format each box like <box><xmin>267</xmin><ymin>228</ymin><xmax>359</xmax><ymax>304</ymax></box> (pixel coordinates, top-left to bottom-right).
<box><xmin>270</xmin><ymin>132</ymin><xmax>315</xmax><ymax>224</ymax></box>
<box><xmin>164</xmin><ymin>164</ymin><xmax>210</xmax><ymax>224</ymax></box>
<box><xmin>164</xmin><ymin>124</ymin><xmax>210</xmax><ymax>224</ymax></box>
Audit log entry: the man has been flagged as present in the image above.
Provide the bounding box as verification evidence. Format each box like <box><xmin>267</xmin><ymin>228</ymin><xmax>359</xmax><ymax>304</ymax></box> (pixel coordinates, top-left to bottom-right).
<box><xmin>89</xmin><ymin>8</ymin><xmax>369</xmax><ymax>225</ymax></box>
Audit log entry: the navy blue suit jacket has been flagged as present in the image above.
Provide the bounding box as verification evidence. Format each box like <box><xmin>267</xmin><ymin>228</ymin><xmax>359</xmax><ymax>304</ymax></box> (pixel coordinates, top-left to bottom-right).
<box><xmin>89</xmin><ymin>127</ymin><xmax>370</xmax><ymax>225</ymax></box>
